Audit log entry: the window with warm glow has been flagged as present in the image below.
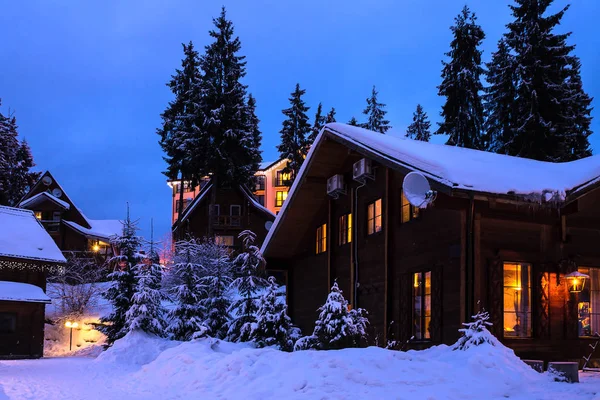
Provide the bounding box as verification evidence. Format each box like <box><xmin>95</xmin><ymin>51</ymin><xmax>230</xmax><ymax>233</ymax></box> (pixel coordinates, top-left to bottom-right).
<box><xmin>577</xmin><ymin>267</ymin><xmax>600</xmax><ymax>337</ymax></box>
<box><xmin>413</xmin><ymin>271</ymin><xmax>432</xmax><ymax>340</ymax></box>
<box><xmin>367</xmin><ymin>199</ymin><xmax>383</xmax><ymax>235</ymax></box>
<box><xmin>503</xmin><ymin>262</ymin><xmax>532</xmax><ymax>338</ymax></box>
<box><xmin>276</xmin><ymin>170</ymin><xmax>292</xmax><ymax>186</ymax></box>
<box><xmin>275</xmin><ymin>191</ymin><xmax>287</xmax><ymax>207</ymax></box>
<box><xmin>316</xmin><ymin>223</ymin><xmax>327</xmax><ymax>254</ymax></box>
<box><xmin>339</xmin><ymin>213</ymin><xmax>352</xmax><ymax>245</ymax></box>
<box><xmin>401</xmin><ymin>191</ymin><xmax>420</xmax><ymax>223</ymax></box>
<box><xmin>34</xmin><ymin>211</ymin><xmax>42</xmax><ymax>220</ymax></box>
<box><xmin>215</xmin><ymin>235</ymin><xmax>234</xmax><ymax>247</ymax></box>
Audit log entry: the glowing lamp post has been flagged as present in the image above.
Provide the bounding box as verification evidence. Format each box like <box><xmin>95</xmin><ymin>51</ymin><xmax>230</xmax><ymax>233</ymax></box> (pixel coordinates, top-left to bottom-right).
<box><xmin>565</xmin><ymin>271</ymin><xmax>589</xmax><ymax>294</ymax></box>
<box><xmin>65</xmin><ymin>321</ymin><xmax>79</xmax><ymax>351</ymax></box>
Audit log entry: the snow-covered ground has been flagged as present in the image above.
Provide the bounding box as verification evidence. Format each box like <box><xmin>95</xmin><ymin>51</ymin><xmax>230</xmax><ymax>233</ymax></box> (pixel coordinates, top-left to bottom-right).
<box><xmin>2</xmin><ymin>331</ymin><xmax>600</xmax><ymax>400</ymax></box>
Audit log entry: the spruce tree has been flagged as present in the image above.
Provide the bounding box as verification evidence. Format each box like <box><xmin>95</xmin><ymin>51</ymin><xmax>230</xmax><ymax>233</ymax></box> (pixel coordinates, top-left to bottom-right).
<box><xmin>348</xmin><ymin>117</ymin><xmax>359</xmax><ymax>126</ymax></box>
<box><xmin>505</xmin><ymin>0</ymin><xmax>593</xmax><ymax>161</ymax></box>
<box><xmin>454</xmin><ymin>310</ymin><xmax>497</xmax><ymax>350</ymax></box>
<box><xmin>405</xmin><ymin>104</ymin><xmax>431</xmax><ymax>142</ymax></box>
<box><xmin>436</xmin><ymin>6</ymin><xmax>485</xmax><ymax>149</ymax></box>
<box><xmin>361</xmin><ymin>86</ymin><xmax>391</xmax><ymax>133</ymax></box>
<box><xmin>277</xmin><ymin>83</ymin><xmax>311</xmax><ymax>182</ymax></box>
<box><xmin>308</xmin><ymin>102</ymin><xmax>326</xmax><ymax>144</ymax></box>
<box><xmin>253</xmin><ymin>276</ymin><xmax>301</xmax><ymax>351</ymax></box>
<box><xmin>100</xmin><ymin>208</ymin><xmax>142</xmax><ymax>345</ymax></box>
<box><xmin>245</xmin><ymin>94</ymin><xmax>262</xmax><ymax>168</ymax></box>
<box><xmin>227</xmin><ymin>230</ymin><xmax>267</xmax><ymax>342</ymax></box>
<box><xmin>325</xmin><ymin>107</ymin><xmax>336</xmax><ymax>124</ymax></box>
<box><xmin>484</xmin><ymin>38</ymin><xmax>517</xmax><ymax>154</ymax></box>
<box><xmin>199</xmin><ymin>7</ymin><xmax>261</xmax><ymax>187</ymax></box>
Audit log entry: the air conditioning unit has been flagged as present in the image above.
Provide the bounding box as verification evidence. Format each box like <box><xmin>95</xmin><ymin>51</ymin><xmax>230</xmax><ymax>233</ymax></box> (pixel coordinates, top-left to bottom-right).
<box><xmin>327</xmin><ymin>174</ymin><xmax>346</xmax><ymax>198</ymax></box>
<box><xmin>353</xmin><ymin>158</ymin><xmax>374</xmax><ymax>182</ymax></box>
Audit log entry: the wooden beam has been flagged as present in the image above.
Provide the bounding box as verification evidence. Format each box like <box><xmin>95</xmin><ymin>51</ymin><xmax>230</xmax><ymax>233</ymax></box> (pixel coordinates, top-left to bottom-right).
<box><xmin>383</xmin><ymin>167</ymin><xmax>390</xmax><ymax>346</ymax></box>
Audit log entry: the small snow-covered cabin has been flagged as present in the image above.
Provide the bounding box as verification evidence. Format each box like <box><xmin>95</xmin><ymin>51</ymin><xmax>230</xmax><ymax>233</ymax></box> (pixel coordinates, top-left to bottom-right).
<box><xmin>263</xmin><ymin>123</ymin><xmax>600</xmax><ymax>362</ymax></box>
<box><xmin>0</xmin><ymin>206</ymin><xmax>66</xmax><ymax>358</ymax></box>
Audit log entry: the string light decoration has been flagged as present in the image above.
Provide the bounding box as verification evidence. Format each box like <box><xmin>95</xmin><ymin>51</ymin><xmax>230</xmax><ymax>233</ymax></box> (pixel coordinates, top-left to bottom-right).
<box><xmin>0</xmin><ymin>259</ymin><xmax>64</xmax><ymax>273</ymax></box>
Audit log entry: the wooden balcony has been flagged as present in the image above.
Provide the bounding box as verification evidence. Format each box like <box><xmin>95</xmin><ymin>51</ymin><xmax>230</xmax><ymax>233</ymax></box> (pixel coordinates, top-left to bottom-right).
<box><xmin>211</xmin><ymin>215</ymin><xmax>242</xmax><ymax>228</ymax></box>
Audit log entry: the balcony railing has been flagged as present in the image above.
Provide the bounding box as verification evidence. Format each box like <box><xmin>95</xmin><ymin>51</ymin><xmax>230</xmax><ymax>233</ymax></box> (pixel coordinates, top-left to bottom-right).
<box><xmin>211</xmin><ymin>215</ymin><xmax>242</xmax><ymax>228</ymax></box>
<box><xmin>41</xmin><ymin>220</ymin><xmax>61</xmax><ymax>233</ymax></box>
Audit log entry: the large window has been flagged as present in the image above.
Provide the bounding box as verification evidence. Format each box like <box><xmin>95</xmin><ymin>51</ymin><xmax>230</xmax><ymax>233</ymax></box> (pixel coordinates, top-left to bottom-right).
<box><xmin>275</xmin><ymin>170</ymin><xmax>292</xmax><ymax>186</ymax></box>
<box><xmin>215</xmin><ymin>235</ymin><xmax>234</xmax><ymax>247</ymax></box>
<box><xmin>503</xmin><ymin>262</ymin><xmax>532</xmax><ymax>338</ymax></box>
<box><xmin>578</xmin><ymin>267</ymin><xmax>600</xmax><ymax>337</ymax></box>
<box><xmin>413</xmin><ymin>271</ymin><xmax>431</xmax><ymax>340</ymax></box>
<box><xmin>0</xmin><ymin>312</ymin><xmax>16</xmax><ymax>334</ymax></box>
<box><xmin>316</xmin><ymin>223</ymin><xmax>327</xmax><ymax>254</ymax></box>
<box><xmin>275</xmin><ymin>191</ymin><xmax>288</xmax><ymax>207</ymax></box>
<box><xmin>401</xmin><ymin>191</ymin><xmax>420</xmax><ymax>223</ymax></box>
<box><xmin>255</xmin><ymin>175</ymin><xmax>266</xmax><ymax>191</ymax></box>
<box><xmin>367</xmin><ymin>199</ymin><xmax>383</xmax><ymax>235</ymax></box>
<box><xmin>339</xmin><ymin>213</ymin><xmax>352</xmax><ymax>245</ymax></box>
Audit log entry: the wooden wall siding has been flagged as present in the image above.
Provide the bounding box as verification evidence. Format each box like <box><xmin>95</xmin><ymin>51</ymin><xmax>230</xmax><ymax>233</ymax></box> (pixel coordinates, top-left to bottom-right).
<box><xmin>537</xmin><ymin>271</ymin><xmax>551</xmax><ymax>339</ymax></box>
<box><xmin>487</xmin><ymin>256</ymin><xmax>503</xmax><ymax>338</ymax></box>
<box><xmin>398</xmin><ymin>272</ymin><xmax>412</xmax><ymax>344</ymax></box>
<box><xmin>431</xmin><ymin>266</ymin><xmax>443</xmax><ymax>343</ymax></box>
<box><xmin>0</xmin><ymin>301</ymin><xmax>45</xmax><ymax>358</ymax></box>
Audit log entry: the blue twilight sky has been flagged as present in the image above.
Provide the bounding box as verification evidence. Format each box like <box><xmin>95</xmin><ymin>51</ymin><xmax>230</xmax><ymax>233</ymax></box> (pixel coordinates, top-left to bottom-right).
<box><xmin>1</xmin><ymin>0</ymin><xmax>599</xmax><ymax>240</ymax></box>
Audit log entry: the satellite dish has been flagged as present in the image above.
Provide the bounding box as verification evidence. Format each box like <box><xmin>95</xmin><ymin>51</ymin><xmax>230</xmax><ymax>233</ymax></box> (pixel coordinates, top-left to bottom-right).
<box><xmin>403</xmin><ymin>172</ymin><xmax>437</xmax><ymax>208</ymax></box>
<box><xmin>42</xmin><ymin>176</ymin><xmax>53</xmax><ymax>186</ymax></box>
<box><xmin>265</xmin><ymin>221</ymin><xmax>273</xmax><ymax>231</ymax></box>
<box><xmin>51</xmin><ymin>188</ymin><xmax>63</xmax><ymax>198</ymax></box>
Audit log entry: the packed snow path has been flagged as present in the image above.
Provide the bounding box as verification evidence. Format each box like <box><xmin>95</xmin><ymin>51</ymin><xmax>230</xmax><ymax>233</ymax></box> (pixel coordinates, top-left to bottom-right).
<box><xmin>2</xmin><ymin>333</ymin><xmax>600</xmax><ymax>400</ymax></box>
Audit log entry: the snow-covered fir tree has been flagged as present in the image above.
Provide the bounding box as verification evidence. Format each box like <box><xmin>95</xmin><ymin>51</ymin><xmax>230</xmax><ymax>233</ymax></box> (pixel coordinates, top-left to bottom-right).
<box><xmin>504</xmin><ymin>0</ymin><xmax>593</xmax><ymax>161</ymax></box>
<box><xmin>325</xmin><ymin>107</ymin><xmax>336</xmax><ymax>124</ymax></box>
<box><xmin>295</xmin><ymin>281</ymin><xmax>368</xmax><ymax>350</ymax></box>
<box><xmin>436</xmin><ymin>6</ymin><xmax>485</xmax><ymax>150</ymax></box>
<box><xmin>253</xmin><ymin>276</ymin><xmax>300</xmax><ymax>352</ymax></box>
<box><xmin>227</xmin><ymin>230</ymin><xmax>267</xmax><ymax>342</ymax></box>
<box><xmin>198</xmin><ymin>239</ymin><xmax>234</xmax><ymax>339</ymax></box>
<box><xmin>308</xmin><ymin>102</ymin><xmax>326</xmax><ymax>144</ymax></box>
<box><xmin>454</xmin><ymin>310</ymin><xmax>497</xmax><ymax>350</ymax></box>
<box><xmin>199</xmin><ymin>7</ymin><xmax>261</xmax><ymax>188</ymax></box>
<box><xmin>167</xmin><ymin>239</ymin><xmax>207</xmax><ymax>341</ymax></box>
<box><xmin>405</xmin><ymin>104</ymin><xmax>431</xmax><ymax>142</ymax></box>
<box><xmin>157</xmin><ymin>42</ymin><xmax>204</xmax><ymax>217</ymax></box>
<box><xmin>277</xmin><ymin>83</ymin><xmax>311</xmax><ymax>183</ymax></box>
<box><xmin>245</xmin><ymin>93</ymin><xmax>262</xmax><ymax>167</ymax></box>
<box><xmin>348</xmin><ymin>116</ymin><xmax>359</xmax><ymax>126</ymax></box>
<box><xmin>0</xmin><ymin>101</ymin><xmax>40</xmax><ymax>207</ymax></box>
<box><xmin>361</xmin><ymin>86</ymin><xmax>391</xmax><ymax>134</ymax></box>
<box><xmin>484</xmin><ymin>38</ymin><xmax>517</xmax><ymax>154</ymax></box>
<box><xmin>99</xmin><ymin>208</ymin><xmax>142</xmax><ymax>345</ymax></box>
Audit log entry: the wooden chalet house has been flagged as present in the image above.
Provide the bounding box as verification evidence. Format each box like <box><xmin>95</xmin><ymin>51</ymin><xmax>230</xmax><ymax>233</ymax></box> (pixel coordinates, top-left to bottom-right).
<box><xmin>172</xmin><ymin>181</ymin><xmax>276</xmax><ymax>249</ymax></box>
<box><xmin>262</xmin><ymin>123</ymin><xmax>600</xmax><ymax>362</ymax></box>
<box><xmin>0</xmin><ymin>206</ymin><xmax>66</xmax><ymax>358</ymax></box>
<box><xmin>18</xmin><ymin>171</ymin><xmax>121</xmax><ymax>264</ymax></box>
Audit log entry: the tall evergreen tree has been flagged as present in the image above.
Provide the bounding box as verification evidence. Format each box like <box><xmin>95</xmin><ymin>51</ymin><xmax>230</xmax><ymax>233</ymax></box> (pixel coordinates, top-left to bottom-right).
<box><xmin>277</xmin><ymin>83</ymin><xmax>310</xmax><ymax>182</ymax></box>
<box><xmin>308</xmin><ymin>102</ymin><xmax>326</xmax><ymax>144</ymax></box>
<box><xmin>199</xmin><ymin>7</ymin><xmax>261</xmax><ymax>187</ymax></box>
<box><xmin>157</xmin><ymin>42</ymin><xmax>203</xmax><ymax>218</ymax></box>
<box><xmin>245</xmin><ymin>94</ymin><xmax>262</xmax><ymax>167</ymax></box>
<box><xmin>100</xmin><ymin>207</ymin><xmax>142</xmax><ymax>345</ymax></box>
<box><xmin>325</xmin><ymin>107</ymin><xmax>336</xmax><ymax>124</ymax></box>
<box><xmin>436</xmin><ymin>6</ymin><xmax>486</xmax><ymax>149</ymax></box>
<box><xmin>405</xmin><ymin>104</ymin><xmax>432</xmax><ymax>141</ymax></box>
<box><xmin>484</xmin><ymin>38</ymin><xmax>517</xmax><ymax>154</ymax></box>
<box><xmin>361</xmin><ymin>86</ymin><xmax>391</xmax><ymax>133</ymax></box>
<box><xmin>348</xmin><ymin>117</ymin><xmax>359</xmax><ymax>126</ymax></box>
<box><xmin>504</xmin><ymin>0</ymin><xmax>593</xmax><ymax>161</ymax></box>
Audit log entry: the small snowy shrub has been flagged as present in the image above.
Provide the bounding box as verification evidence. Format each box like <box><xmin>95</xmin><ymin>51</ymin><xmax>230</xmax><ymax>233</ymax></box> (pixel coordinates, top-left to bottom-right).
<box><xmin>454</xmin><ymin>310</ymin><xmax>498</xmax><ymax>350</ymax></box>
<box><xmin>295</xmin><ymin>281</ymin><xmax>368</xmax><ymax>351</ymax></box>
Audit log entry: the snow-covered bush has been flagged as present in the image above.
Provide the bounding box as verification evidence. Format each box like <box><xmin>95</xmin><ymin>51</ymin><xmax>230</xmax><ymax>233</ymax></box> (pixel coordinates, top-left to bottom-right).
<box><xmin>227</xmin><ymin>230</ymin><xmax>267</xmax><ymax>342</ymax></box>
<box><xmin>253</xmin><ymin>276</ymin><xmax>300</xmax><ymax>351</ymax></box>
<box><xmin>454</xmin><ymin>310</ymin><xmax>498</xmax><ymax>350</ymax></box>
<box><xmin>295</xmin><ymin>281</ymin><xmax>368</xmax><ymax>351</ymax></box>
<box><xmin>125</xmin><ymin>260</ymin><xmax>167</xmax><ymax>337</ymax></box>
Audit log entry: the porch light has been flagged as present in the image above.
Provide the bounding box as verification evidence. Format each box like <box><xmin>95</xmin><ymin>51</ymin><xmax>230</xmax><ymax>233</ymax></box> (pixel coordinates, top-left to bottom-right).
<box><xmin>565</xmin><ymin>271</ymin><xmax>589</xmax><ymax>293</ymax></box>
<box><xmin>92</xmin><ymin>244</ymin><xmax>100</xmax><ymax>252</ymax></box>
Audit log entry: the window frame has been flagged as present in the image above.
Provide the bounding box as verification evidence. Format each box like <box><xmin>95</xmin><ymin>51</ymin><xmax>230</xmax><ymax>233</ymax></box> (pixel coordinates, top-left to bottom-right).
<box><xmin>401</xmin><ymin>190</ymin><xmax>420</xmax><ymax>224</ymax></box>
<box><xmin>255</xmin><ymin>175</ymin><xmax>266</xmax><ymax>191</ymax></box>
<box><xmin>412</xmin><ymin>271</ymin><xmax>432</xmax><ymax>340</ymax></box>
<box><xmin>338</xmin><ymin>213</ymin><xmax>352</xmax><ymax>246</ymax></box>
<box><xmin>275</xmin><ymin>170</ymin><xmax>292</xmax><ymax>187</ymax></box>
<box><xmin>215</xmin><ymin>235</ymin><xmax>234</xmax><ymax>247</ymax></box>
<box><xmin>367</xmin><ymin>199</ymin><xmax>383</xmax><ymax>235</ymax></box>
<box><xmin>0</xmin><ymin>312</ymin><xmax>17</xmax><ymax>335</ymax></box>
<box><xmin>316</xmin><ymin>223</ymin><xmax>327</xmax><ymax>254</ymax></box>
<box><xmin>577</xmin><ymin>266</ymin><xmax>600</xmax><ymax>338</ymax></box>
<box><xmin>502</xmin><ymin>262</ymin><xmax>532</xmax><ymax>339</ymax></box>
<box><xmin>275</xmin><ymin>191</ymin><xmax>287</xmax><ymax>207</ymax></box>
<box><xmin>230</xmin><ymin>205</ymin><xmax>241</xmax><ymax>216</ymax></box>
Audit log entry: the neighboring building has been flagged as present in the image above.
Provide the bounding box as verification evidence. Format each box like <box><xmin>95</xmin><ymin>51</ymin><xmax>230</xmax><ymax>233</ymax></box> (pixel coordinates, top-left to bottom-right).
<box><xmin>18</xmin><ymin>171</ymin><xmax>121</xmax><ymax>263</ymax></box>
<box><xmin>0</xmin><ymin>206</ymin><xmax>66</xmax><ymax>359</ymax></box>
<box><xmin>172</xmin><ymin>182</ymin><xmax>275</xmax><ymax>249</ymax></box>
<box><xmin>168</xmin><ymin>159</ymin><xmax>290</xmax><ymax>225</ymax></box>
<box><xmin>262</xmin><ymin>123</ymin><xmax>600</xmax><ymax>362</ymax></box>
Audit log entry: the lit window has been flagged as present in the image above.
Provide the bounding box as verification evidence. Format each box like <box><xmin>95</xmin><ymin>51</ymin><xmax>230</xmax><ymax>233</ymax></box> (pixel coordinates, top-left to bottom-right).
<box><xmin>578</xmin><ymin>267</ymin><xmax>600</xmax><ymax>337</ymax></box>
<box><xmin>367</xmin><ymin>199</ymin><xmax>382</xmax><ymax>235</ymax></box>
<box><xmin>339</xmin><ymin>213</ymin><xmax>352</xmax><ymax>245</ymax></box>
<box><xmin>215</xmin><ymin>235</ymin><xmax>234</xmax><ymax>247</ymax></box>
<box><xmin>34</xmin><ymin>211</ymin><xmax>42</xmax><ymax>220</ymax></box>
<box><xmin>0</xmin><ymin>312</ymin><xmax>17</xmax><ymax>334</ymax></box>
<box><xmin>316</xmin><ymin>223</ymin><xmax>327</xmax><ymax>254</ymax></box>
<box><xmin>401</xmin><ymin>191</ymin><xmax>420</xmax><ymax>223</ymax></box>
<box><xmin>275</xmin><ymin>191</ymin><xmax>288</xmax><ymax>207</ymax></box>
<box><xmin>413</xmin><ymin>271</ymin><xmax>432</xmax><ymax>340</ymax></box>
<box><xmin>276</xmin><ymin>170</ymin><xmax>292</xmax><ymax>186</ymax></box>
<box><xmin>503</xmin><ymin>262</ymin><xmax>532</xmax><ymax>338</ymax></box>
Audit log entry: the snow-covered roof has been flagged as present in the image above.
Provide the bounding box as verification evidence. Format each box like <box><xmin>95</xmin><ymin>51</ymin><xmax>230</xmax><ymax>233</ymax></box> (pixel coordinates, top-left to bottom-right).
<box><xmin>19</xmin><ymin>191</ymin><xmax>71</xmax><ymax>210</ymax></box>
<box><xmin>63</xmin><ymin>218</ymin><xmax>122</xmax><ymax>242</ymax></box>
<box><xmin>257</xmin><ymin>159</ymin><xmax>287</xmax><ymax>172</ymax></box>
<box><xmin>0</xmin><ymin>206</ymin><xmax>66</xmax><ymax>263</ymax></box>
<box><xmin>0</xmin><ymin>281</ymin><xmax>51</xmax><ymax>303</ymax></box>
<box><xmin>239</xmin><ymin>185</ymin><xmax>275</xmax><ymax>218</ymax></box>
<box><xmin>175</xmin><ymin>183</ymin><xmax>213</xmax><ymax>227</ymax></box>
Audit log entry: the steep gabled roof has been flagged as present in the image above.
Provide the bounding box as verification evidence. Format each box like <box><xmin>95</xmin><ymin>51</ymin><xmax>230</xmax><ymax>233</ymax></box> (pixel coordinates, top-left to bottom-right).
<box><xmin>63</xmin><ymin>219</ymin><xmax>122</xmax><ymax>242</ymax></box>
<box><xmin>19</xmin><ymin>191</ymin><xmax>71</xmax><ymax>210</ymax></box>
